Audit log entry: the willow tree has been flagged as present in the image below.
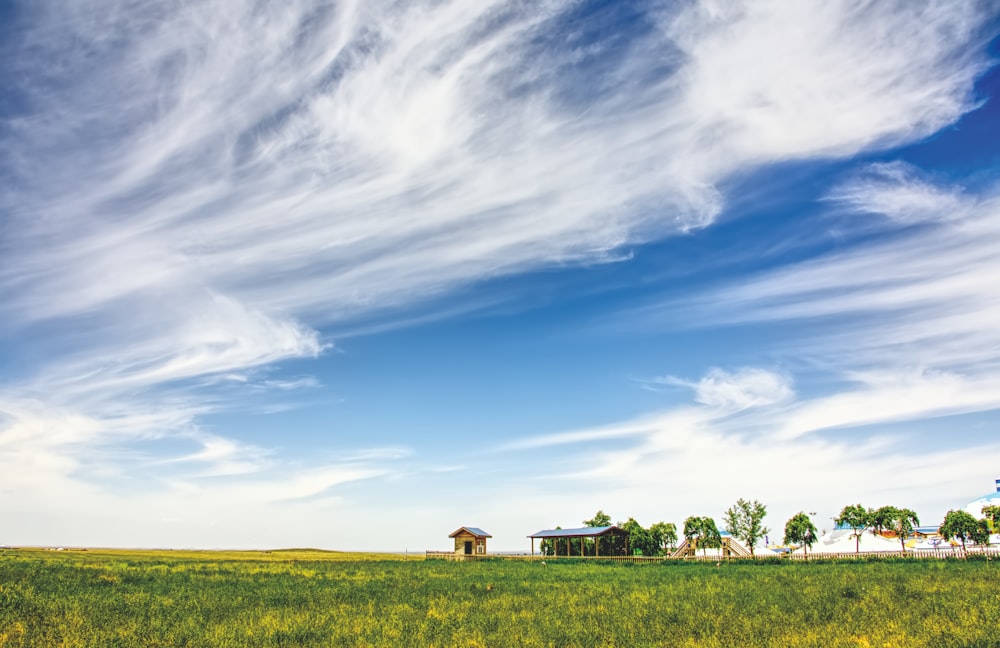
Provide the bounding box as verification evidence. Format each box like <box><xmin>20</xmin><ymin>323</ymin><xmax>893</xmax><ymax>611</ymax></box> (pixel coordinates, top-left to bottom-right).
<box><xmin>784</xmin><ymin>512</ymin><xmax>817</xmax><ymax>559</ymax></box>
<box><xmin>684</xmin><ymin>516</ymin><xmax>721</xmax><ymax>556</ymax></box>
<box><xmin>892</xmin><ymin>508</ymin><xmax>920</xmax><ymax>554</ymax></box>
<box><xmin>835</xmin><ymin>504</ymin><xmax>870</xmax><ymax>553</ymax></box>
<box><xmin>940</xmin><ymin>509</ymin><xmax>978</xmax><ymax>553</ymax></box>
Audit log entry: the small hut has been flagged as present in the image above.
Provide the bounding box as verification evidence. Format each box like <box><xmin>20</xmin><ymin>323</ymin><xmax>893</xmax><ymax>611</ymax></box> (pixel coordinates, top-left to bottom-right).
<box><xmin>449</xmin><ymin>527</ymin><xmax>491</xmax><ymax>556</ymax></box>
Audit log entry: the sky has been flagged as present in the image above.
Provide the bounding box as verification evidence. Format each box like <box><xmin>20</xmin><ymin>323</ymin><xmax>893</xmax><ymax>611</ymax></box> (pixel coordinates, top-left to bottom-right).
<box><xmin>1</xmin><ymin>0</ymin><xmax>1000</xmax><ymax>552</ymax></box>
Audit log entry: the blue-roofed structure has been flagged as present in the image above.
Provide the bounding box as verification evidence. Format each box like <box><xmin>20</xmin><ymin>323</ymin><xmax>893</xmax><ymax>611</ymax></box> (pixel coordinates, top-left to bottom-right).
<box><xmin>527</xmin><ymin>525</ymin><xmax>629</xmax><ymax>557</ymax></box>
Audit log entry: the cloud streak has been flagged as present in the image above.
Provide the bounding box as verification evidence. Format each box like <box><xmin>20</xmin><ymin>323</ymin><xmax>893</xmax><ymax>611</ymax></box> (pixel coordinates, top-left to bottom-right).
<box><xmin>0</xmin><ymin>0</ymin><xmax>996</xmax><ymax>547</ymax></box>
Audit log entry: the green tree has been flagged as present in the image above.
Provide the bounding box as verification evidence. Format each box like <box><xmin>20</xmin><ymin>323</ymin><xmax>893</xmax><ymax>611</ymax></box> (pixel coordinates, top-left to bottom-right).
<box><xmin>584</xmin><ymin>510</ymin><xmax>612</xmax><ymax>527</ymax></box>
<box><xmin>835</xmin><ymin>504</ymin><xmax>871</xmax><ymax>553</ymax></box>
<box><xmin>683</xmin><ymin>516</ymin><xmax>700</xmax><ymax>551</ymax></box>
<box><xmin>683</xmin><ymin>516</ymin><xmax>721</xmax><ymax>557</ymax></box>
<box><xmin>584</xmin><ymin>510</ymin><xmax>613</xmax><ymax>555</ymax></box>
<box><xmin>619</xmin><ymin>517</ymin><xmax>660</xmax><ymax>556</ymax></box>
<box><xmin>981</xmin><ymin>504</ymin><xmax>1000</xmax><ymax>531</ymax></box>
<box><xmin>970</xmin><ymin>519</ymin><xmax>991</xmax><ymax>547</ymax></box>
<box><xmin>784</xmin><ymin>512</ymin><xmax>817</xmax><ymax>558</ymax></box>
<box><xmin>869</xmin><ymin>506</ymin><xmax>898</xmax><ymax>539</ymax></box>
<box><xmin>650</xmin><ymin>522</ymin><xmax>678</xmax><ymax>554</ymax></box>
<box><xmin>891</xmin><ymin>508</ymin><xmax>919</xmax><ymax>554</ymax></box>
<box><xmin>940</xmin><ymin>509</ymin><xmax>979</xmax><ymax>553</ymax></box>
<box><xmin>723</xmin><ymin>498</ymin><xmax>769</xmax><ymax>556</ymax></box>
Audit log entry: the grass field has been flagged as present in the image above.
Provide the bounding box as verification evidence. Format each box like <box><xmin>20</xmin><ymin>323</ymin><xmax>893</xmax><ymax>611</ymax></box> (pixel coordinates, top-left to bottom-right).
<box><xmin>1</xmin><ymin>549</ymin><xmax>998</xmax><ymax>647</ymax></box>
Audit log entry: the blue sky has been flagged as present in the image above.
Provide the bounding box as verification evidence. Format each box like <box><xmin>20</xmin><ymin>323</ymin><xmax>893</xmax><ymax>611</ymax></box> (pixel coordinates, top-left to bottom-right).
<box><xmin>2</xmin><ymin>0</ymin><xmax>1000</xmax><ymax>551</ymax></box>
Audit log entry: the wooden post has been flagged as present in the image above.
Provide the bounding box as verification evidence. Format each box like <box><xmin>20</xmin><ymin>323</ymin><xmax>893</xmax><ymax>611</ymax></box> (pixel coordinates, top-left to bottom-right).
<box><xmin>596</xmin><ymin>535</ymin><xmax>600</xmax><ymax>557</ymax></box>
<box><xmin>531</xmin><ymin>537</ymin><xmax>534</xmax><ymax>556</ymax></box>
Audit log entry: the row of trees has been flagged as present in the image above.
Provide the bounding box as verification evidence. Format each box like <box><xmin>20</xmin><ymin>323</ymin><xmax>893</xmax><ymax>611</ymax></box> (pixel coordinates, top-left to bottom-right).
<box><xmin>834</xmin><ymin>503</ymin><xmax>1000</xmax><ymax>555</ymax></box>
<box><xmin>834</xmin><ymin>504</ymin><xmax>919</xmax><ymax>554</ymax></box>
<box><xmin>543</xmin><ymin>500</ymin><xmax>999</xmax><ymax>558</ymax></box>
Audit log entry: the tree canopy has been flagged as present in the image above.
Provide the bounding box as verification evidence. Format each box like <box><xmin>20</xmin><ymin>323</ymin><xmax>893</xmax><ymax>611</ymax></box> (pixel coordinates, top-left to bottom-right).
<box><xmin>891</xmin><ymin>508</ymin><xmax>919</xmax><ymax>554</ymax></box>
<box><xmin>835</xmin><ymin>504</ymin><xmax>870</xmax><ymax>553</ymax></box>
<box><xmin>683</xmin><ymin>516</ymin><xmax>721</xmax><ymax>556</ymax></box>
<box><xmin>981</xmin><ymin>504</ymin><xmax>1000</xmax><ymax>531</ymax></box>
<box><xmin>940</xmin><ymin>509</ymin><xmax>979</xmax><ymax>552</ymax></box>
<box><xmin>584</xmin><ymin>511</ymin><xmax>612</xmax><ymax>528</ymax></box>
<box><xmin>869</xmin><ymin>505</ymin><xmax>897</xmax><ymax>539</ymax></box>
<box><xmin>784</xmin><ymin>512</ymin><xmax>817</xmax><ymax>558</ymax></box>
<box><xmin>723</xmin><ymin>498</ymin><xmax>768</xmax><ymax>556</ymax></box>
<box><xmin>650</xmin><ymin>522</ymin><xmax>678</xmax><ymax>553</ymax></box>
<box><xmin>970</xmin><ymin>519</ymin><xmax>991</xmax><ymax>547</ymax></box>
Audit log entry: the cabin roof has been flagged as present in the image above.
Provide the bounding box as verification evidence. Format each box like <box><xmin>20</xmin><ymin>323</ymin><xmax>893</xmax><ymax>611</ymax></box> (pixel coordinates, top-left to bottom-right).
<box><xmin>527</xmin><ymin>525</ymin><xmax>627</xmax><ymax>538</ymax></box>
<box><xmin>449</xmin><ymin>527</ymin><xmax>492</xmax><ymax>538</ymax></box>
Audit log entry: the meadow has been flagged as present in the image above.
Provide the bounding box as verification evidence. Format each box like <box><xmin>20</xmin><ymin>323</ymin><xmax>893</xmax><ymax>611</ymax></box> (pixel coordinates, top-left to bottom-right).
<box><xmin>1</xmin><ymin>548</ymin><xmax>998</xmax><ymax>647</ymax></box>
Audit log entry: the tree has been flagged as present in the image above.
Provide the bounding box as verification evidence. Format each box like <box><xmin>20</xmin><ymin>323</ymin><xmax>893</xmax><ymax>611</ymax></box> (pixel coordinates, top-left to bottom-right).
<box><xmin>699</xmin><ymin>518</ymin><xmax>722</xmax><ymax>556</ymax></box>
<box><xmin>683</xmin><ymin>516</ymin><xmax>721</xmax><ymax>557</ymax></box>
<box><xmin>784</xmin><ymin>512</ymin><xmax>817</xmax><ymax>558</ymax></box>
<box><xmin>620</xmin><ymin>517</ymin><xmax>656</xmax><ymax>556</ymax></box>
<box><xmin>584</xmin><ymin>510</ymin><xmax>612</xmax><ymax>527</ymax></box>
<box><xmin>584</xmin><ymin>510</ymin><xmax>613</xmax><ymax>555</ymax></box>
<box><xmin>650</xmin><ymin>522</ymin><xmax>678</xmax><ymax>554</ymax></box>
<box><xmin>683</xmin><ymin>516</ymin><xmax>700</xmax><ymax>550</ymax></box>
<box><xmin>891</xmin><ymin>508</ymin><xmax>919</xmax><ymax>554</ymax></box>
<box><xmin>982</xmin><ymin>504</ymin><xmax>1000</xmax><ymax>531</ymax></box>
<box><xmin>970</xmin><ymin>519</ymin><xmax>991</xmax><ymax>547</ymax></box>
<box><xmin>940</xmin><ymin>509</ymin><xmax>980</xmax><ymax>553</ymax></box>
<box><xmin>835</xmin><ymin>504</ymin><xmax>871</xmax><ymax>554</ymax></box>
<box><xmin>869</xmin><ymin>506</ymin><xmax>898</xmax><ymax>539</ymax></box>
<box><xmin>723</xmin><ymin>498</ymin><xmax>769</xmax><ymax>556</ymax></box>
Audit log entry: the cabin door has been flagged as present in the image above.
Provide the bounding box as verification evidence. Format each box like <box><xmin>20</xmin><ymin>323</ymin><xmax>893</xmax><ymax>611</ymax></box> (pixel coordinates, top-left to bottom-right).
<box><xmin>464</xmin><ymin>541</ymin><xmax>473</xmax><ymax>555</ymax></box>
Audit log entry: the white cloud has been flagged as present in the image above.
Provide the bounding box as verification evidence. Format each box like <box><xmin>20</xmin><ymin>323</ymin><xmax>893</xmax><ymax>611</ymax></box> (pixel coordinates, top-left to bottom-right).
<box><xmin>0</xmin><ymin>0</ymin><xmax>996</xmax><ymax>546</ymax></box>
<box><xmin>827</xmin><ymin>162</ymin><xmax>971</xmax><ymax>225</ymax></box>
<box><xmin>662</xmin><ymin>367</ymin><xmax>794</xmax><ymax>412</ymax></box>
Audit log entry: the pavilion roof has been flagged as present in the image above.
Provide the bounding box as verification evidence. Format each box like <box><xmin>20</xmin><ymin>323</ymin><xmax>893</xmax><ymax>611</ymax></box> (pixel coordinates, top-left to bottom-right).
<box><xmin>527</xmin><ymin>525</ymin><xmax>627</xmax><ymax>539</ymax></box>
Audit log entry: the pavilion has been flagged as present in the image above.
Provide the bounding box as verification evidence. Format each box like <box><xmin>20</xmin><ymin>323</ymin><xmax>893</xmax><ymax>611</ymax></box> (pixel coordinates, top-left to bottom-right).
<box><xmin>528</xmin><ymin>525</ymin><xmax>629</xmax><ymax>557</ymax></box>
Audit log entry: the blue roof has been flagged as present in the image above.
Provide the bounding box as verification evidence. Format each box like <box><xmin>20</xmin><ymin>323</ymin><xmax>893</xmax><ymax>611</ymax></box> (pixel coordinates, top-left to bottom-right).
<box><xmin>449</xmin><ymin>527</ymin><xmax>491</xmax><ymax>538</ymax></box>
<box><xmin>528</xmin><ymin>525</ymin><xmax>624</xmax><ymax>538</ymax></box>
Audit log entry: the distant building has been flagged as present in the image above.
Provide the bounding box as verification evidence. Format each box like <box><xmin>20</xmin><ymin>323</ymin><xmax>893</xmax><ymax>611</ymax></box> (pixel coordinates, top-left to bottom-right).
<box><xmin>449</xmin><ymin>527</ymin><xmax>491</xmax><ymax>556</ymax></box>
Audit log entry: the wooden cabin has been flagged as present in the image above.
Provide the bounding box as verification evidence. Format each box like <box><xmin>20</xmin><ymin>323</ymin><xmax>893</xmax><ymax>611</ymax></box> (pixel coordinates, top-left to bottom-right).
<box><xmin>449</xmin><ymin>527</ymin><xmax>491</xmax><ymax>556</ymax></box>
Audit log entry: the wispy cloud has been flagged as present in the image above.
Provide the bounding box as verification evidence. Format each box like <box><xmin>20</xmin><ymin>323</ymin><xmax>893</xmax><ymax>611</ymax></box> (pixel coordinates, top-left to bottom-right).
<box><xmin>0</xmin><ymin>0</ymin><xmax>996</xmax><ymax>546</ymax></box>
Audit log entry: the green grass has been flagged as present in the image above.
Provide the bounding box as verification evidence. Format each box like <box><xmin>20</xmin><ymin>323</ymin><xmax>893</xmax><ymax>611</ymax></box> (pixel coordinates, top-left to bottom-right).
<box><xmin>1</xmin><ymin>550</ymin><xmax>998</xmax><ymax>647</ymax></box>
